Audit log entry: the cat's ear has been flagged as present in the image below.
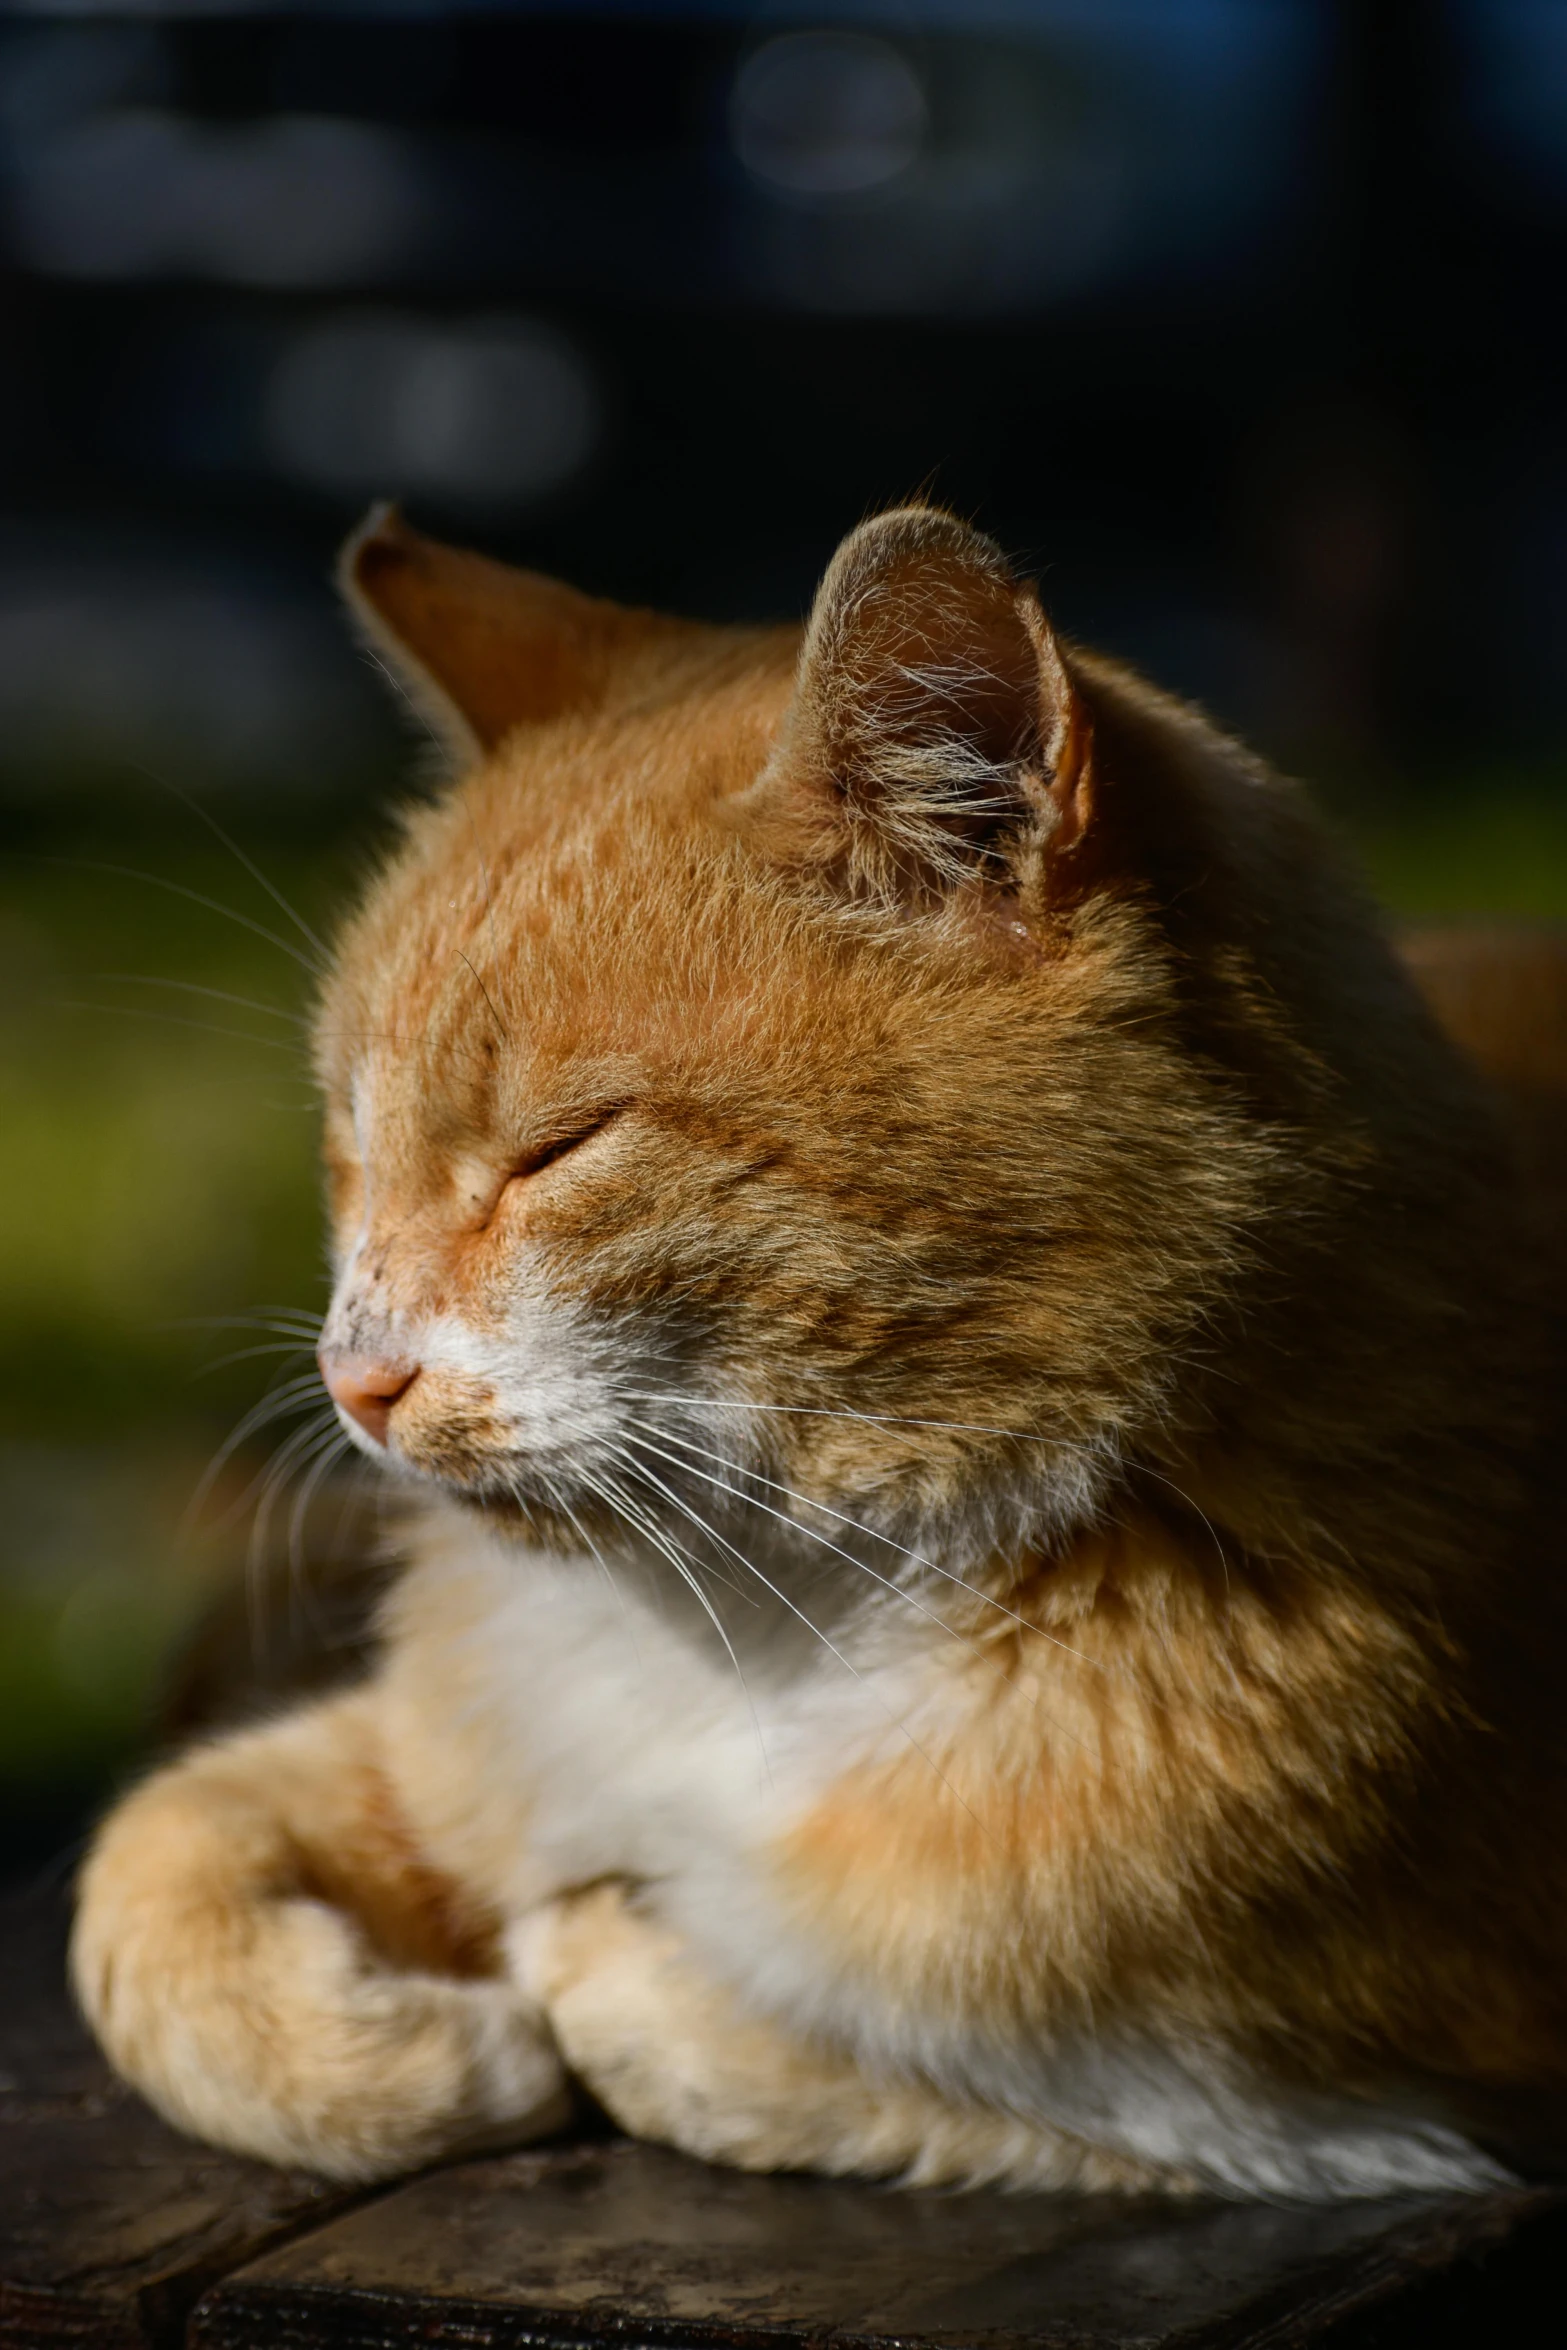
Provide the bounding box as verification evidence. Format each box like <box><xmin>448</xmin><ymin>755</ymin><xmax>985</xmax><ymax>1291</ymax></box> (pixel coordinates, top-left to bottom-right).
<box><xmin>338</xmin><ymin>505</ymin><xmax>663</xmax><ymax>761</ymax></box>
<box><xmin>739</xmin><ymin>506</ymin><xmax>1093</xmax><ymax>907</ymax></box>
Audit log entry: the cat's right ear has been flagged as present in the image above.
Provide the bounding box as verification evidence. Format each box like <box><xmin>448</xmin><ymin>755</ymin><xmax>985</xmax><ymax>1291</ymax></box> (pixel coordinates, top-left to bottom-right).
<box><xmin>730</xmin><ymin>506</ymin><xmax>1096</xmax><ymax>916</ymax></box>
<box><xmin>338</xmin><ymin>505</ymin><xmax>656</xmax><ymax>763</ymax></box>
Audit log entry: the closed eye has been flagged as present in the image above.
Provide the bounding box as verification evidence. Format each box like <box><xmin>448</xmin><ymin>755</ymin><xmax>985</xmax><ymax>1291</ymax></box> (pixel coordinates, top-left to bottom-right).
<box><xmin>508</xmin><ymin>1105</ymin><xmax>627</xmax><ymax>1186</ymax></box>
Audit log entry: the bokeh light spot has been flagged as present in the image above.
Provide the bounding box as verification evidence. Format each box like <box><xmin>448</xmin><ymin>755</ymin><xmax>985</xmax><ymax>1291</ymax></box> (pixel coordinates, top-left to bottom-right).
<box><xmin>730</xmin><ymin>32</ymin><xmax>926</xmax><ymax>199</ymax></box>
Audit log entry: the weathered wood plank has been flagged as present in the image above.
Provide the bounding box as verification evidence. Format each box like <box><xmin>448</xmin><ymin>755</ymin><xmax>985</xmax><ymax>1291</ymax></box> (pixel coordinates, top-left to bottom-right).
<box><xmin>186</xmin><ymin>2138</ymin><xmax>1562</xmax><ymax>2350</ymax></box>
<box><xmin>0</xmin><ymin>1889</ymin><xmax>359</xmax><ymax>2350</ymax></box>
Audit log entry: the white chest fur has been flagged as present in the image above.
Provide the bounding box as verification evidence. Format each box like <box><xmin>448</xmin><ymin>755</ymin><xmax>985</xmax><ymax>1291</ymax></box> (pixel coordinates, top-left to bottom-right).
<box><xmin>378</xmin><ymin>1513</ymin><xmax>1506</xmax><ymax>2203</ymax></box>
<box><xmin>380</xmin><ymin>1515</ymin><xmax>905</xmax><ymax>1910</ymax></box>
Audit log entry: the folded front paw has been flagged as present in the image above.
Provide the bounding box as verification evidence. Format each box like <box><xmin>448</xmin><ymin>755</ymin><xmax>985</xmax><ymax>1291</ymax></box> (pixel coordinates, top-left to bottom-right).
<box><xmin>509</xmin><ymin>1882</ymin><xmax>739</xmax><ymax>2148</ymax></box>
<box><xmin>510</xmin><ymin>1882</ymin><xmax>875</xmax><ymax>2173</ymax></box>
<box><xmin>509</xmin><ymin>1878</ymin><xmax>676</xmax><ymax>2007</ymax></box>
<box><xmin>76</xmin><ymin>1883</ymin><xmax>570</xmax><ymax>2180</ymax></box>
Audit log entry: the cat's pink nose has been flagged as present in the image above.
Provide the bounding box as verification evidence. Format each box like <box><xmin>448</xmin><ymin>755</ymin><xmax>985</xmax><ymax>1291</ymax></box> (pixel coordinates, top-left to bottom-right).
<box><xmin>320</xmin><ymin>1352</ymin><xmax>418</xmax><ymax>1446</ymax></box>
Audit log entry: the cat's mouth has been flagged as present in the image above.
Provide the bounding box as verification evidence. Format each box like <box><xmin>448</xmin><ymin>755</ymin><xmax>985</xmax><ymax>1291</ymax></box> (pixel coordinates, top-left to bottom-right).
<box><xmin>368</xmin><ymin>1406</ymin><xmax>588</xmax><ymax>1513</ymax></box>
<box><xmin>342</xmin><ymin>1414</ymin><xmax>623</xmax><ymax>1551</ymax></box>
<box><xmin>357</xmin><ymin>1372</ymin><xmax>790</xmax><ymax>1567</ymax></box>
<box><xmin>326</xmin><ymin>1369</ymin><xmax>690</xmax><ymax>1545</ymax></box>
<box><xmin>402</xmin><ymin>1431</ymin><xmax>738</xmax><ymax>1566</ymax></box>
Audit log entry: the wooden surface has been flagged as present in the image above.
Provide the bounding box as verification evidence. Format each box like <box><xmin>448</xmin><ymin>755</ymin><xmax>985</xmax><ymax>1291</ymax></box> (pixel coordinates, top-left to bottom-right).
<box><xmin>184</xmin><ymin>2146</ymin><xmax>1558</xmax><ymax>2350</ymax></box>
<box><xmin>0</xmin><ymin>1889</ymin><xmax>353</xmax><ymax>2350</ymax></box>
<box><xmin>4</xmin><ymin>1884</ymin><xmax>1564</xmax><ymax>2350</ymax></box>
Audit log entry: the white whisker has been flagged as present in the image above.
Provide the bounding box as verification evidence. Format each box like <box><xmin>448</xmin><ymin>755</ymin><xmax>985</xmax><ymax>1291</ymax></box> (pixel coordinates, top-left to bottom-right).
<box><xmin>133</xmin><ymin>765</ymin><xmax>332</xmax><ymax>967</ymax></box>
<box><xmin>576</xmin><ymin>1458</ymin><xmax>770</xmax><ymax>1774</ymax></box>
<box><xmin>56</xmin><ymin>1000</ymin><xmax>307</xmax><ymax>1054</ymax></box>
<box><xmin>245</xmin><ymin>1416</ymin><xmax>346</xmax><ymax>1651</ymax></box>
<box><xmin>606</xmin><ymin>1441</ymin><xmax>985</xmax><ymax>1828</ymax></box>
<box><xmin>197</xmin><ymin>1341</ymin><xmax>319</xmax><ymax>1375</ymax></box>
<box><xmin>623</xmin><ymin>1423</ymin><xmax>972</xmax><ymax>1653</ymax></box>
<box><xmin>185</xmin><ymin>1373</ymin><xmax>330</xmax><ymax>1525</ymax></box>
<box><xmin>553</xmin><ymin>1486</ymin><xmax>640</xmax><ymax>1656</ymax></box>
<box><xmin>36</xmin><ymin>855</ymin><xmax>326</xmax><ymax>979</ymax></box>
<box><xmin>92</xmin><ymin>973</ymin><xmax>308</xmax><ymax>1028</ymax></box>
<box><xmin>1131</xmin><ymin>1461</ymin><xmax>1232</xmax><ymax>1597</ymax></box>
<box><xmin>169</xmin><ymin>1307</ymin><xmax>325</xmax><ymax>1338</ymax></box>
<box><xmin>287</xmin><ymin>1428</ymin><xmax>355</xmax><ymax>1631</ymax></box>
<box><xmin>624</xmin><ymin>1414</ymin><xmax>1100</xmax><ymax>1671</ymax></box>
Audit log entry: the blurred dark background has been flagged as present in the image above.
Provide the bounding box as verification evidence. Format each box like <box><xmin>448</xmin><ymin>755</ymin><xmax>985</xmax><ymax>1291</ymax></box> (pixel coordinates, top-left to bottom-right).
<box><xmin>2</xmin><ymin>0</ymin><xmax>1565</xmax><ymax>1876</ymax></box>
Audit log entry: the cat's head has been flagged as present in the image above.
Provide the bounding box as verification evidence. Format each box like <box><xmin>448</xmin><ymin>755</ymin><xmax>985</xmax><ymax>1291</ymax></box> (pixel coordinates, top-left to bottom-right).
<box><xmin>314</xmin><ymin>505</ymin><xmax>1286</xmax><ymax>1569</ymax></box>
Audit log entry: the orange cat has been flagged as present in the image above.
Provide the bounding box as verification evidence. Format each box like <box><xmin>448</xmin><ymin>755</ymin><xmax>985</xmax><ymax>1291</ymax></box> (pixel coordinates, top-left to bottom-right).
<box><xmin>71</xmin><ymin>505</ymin><xmax>1567</xmax><ymax>2195</ymax></box>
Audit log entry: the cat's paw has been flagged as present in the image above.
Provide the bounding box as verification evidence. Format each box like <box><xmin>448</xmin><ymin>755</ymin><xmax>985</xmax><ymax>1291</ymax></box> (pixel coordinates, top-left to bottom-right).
<box><xmin>510</xmin><ymin>1878</ymin><xmax>679</xmax><ymax>2010</ymax></box>
<box><xmin>510</xmin><ymin>1880</ymin><xmax>771</xmax><ymax>2160</ymax></box>
<box><xmin>512</xmin><ymin>1882</ymin><xmax>933</xmax><ymax>2176</ymax></box>
<box><xmin>73</xmin><ymin>1780</ymin><xmax>572</xmax><ymax>2182</ymax></box>
<box><xmin>77</xmin><ymin>1882</ymin><xmax>571</xmax><ymax>2179</ymax></box>
<box><xmin>510</xmin><ymin>1885</ymin><xmax>1185</xmax><ymax>2195</ymax></box>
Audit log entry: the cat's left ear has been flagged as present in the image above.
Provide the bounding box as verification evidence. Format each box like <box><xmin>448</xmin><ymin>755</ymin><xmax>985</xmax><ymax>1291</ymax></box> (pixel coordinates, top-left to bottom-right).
<box><xmin>338</xmin><ymin>505</ymin><xmax>683</xmax><ymax>764</ymax></box>
<box><xmin>736</xmin><ymin>506</ymin><xmax>1094</xmax><ymax>909</ymax></box>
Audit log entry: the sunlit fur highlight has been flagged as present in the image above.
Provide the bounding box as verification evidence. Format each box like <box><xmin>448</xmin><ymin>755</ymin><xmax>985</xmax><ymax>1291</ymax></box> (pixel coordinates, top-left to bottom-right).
<box><xmin>73</xmin><ymin>505</ymin><xmax>1567</xmax><ymax>2196</ymax></box>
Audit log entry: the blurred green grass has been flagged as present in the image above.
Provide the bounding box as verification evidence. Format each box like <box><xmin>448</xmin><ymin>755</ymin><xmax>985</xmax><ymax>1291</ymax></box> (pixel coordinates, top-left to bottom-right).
<box><xmin>1350</xmin><ymin>782</ymin><xmax>1567</xmax><ymax>922</ymax></box>
<box><xmin>0</xmin><ymin>853</ymin><xmax>326</xmax><ymax>1438</ymax></box>
<box><xmin>0</xmin><ymin>783</ymin><xmax>378</xmax><ymax>1861</ymax></box>
<box><xmin>1</xmin><ymin>761</ymin><xmax>1565</xmax><ymax>1868</ymax></box>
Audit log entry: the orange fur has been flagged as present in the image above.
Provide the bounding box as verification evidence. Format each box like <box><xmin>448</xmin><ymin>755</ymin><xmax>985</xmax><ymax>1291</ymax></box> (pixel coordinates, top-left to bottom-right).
<box><xmin>72</xmin><ymin>505</ymin><xmax>1567</xmax><ymax>2192</ymax></box>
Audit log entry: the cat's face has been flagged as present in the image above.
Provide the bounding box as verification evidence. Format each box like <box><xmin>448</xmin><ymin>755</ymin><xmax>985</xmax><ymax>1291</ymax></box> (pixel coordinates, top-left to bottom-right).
<box><xmin>314</xmin><ymin>508</ymin><xmax>1260</xmax><ymax>1563</ymax></box>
